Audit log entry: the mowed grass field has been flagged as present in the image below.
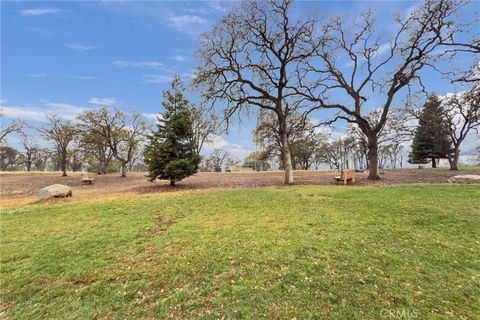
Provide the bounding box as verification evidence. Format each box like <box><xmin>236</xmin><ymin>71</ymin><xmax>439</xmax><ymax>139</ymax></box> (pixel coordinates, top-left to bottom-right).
<box><xmin>1</xmin><ymin>184</ymin><xmax>479</xmax><ymax>319</ymax></box>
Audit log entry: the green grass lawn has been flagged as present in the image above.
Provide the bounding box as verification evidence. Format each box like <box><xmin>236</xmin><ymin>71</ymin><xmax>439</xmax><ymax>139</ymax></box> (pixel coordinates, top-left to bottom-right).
<box><xmin>1</xmin><ymin>185</ymin><xmax>479</xmax><ymax>319</ymax></box>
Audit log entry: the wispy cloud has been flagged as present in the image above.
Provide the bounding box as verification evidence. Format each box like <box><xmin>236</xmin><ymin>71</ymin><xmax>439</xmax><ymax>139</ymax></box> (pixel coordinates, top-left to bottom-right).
<box><xmin>20</xmin><ymin>8</ymin><xmax>64</xmax><ymax>16</ymax></box>
<box><xmin>207</xmin><ymin>1</ymin><xmax>232</xmax><ymax>13</ymax></box>
<box><xmin>142</xmin><ymin>72</ymin><xmax>192</xmax><ymax>84</ymax></box>
<box><xmin>64</xmin><ymin>43</ymin><xmax>96</xmax><ymax>51</ymax></box>
<box><xmin>168</xmin><ymin>15</ymin><xmax>208</xmax><ymax>36</ymax></box>
<box><xmin>94</xmin><ymin>2</ymin><xmax>210</xmax><ymax>36</ymax></box>
<box><xmin>1</xmin><ymin>100</ymin><xmax>88</xmax><ymax>122</ymax></box>
<box><xmin>27</xmin><ymin>73</ymin><xmax>48</xmax><ymax>78</ymax></box>
<box><xmin>172</xmin><ymin>55</ymin><xmax>188</xmax><ymax>62</ymax></box>
<box><xmin>88</xmin><ymin>97</ymin><xmax>117</xmax><ymax>106</ymax></box>
<box><xmin>66</xmin><ymin>75</ymin><xmax>95</xmax><ymax>80</ymax></box>
<box><xmin>142</xmin><ymin>74</ymin><xmax>173</xmax><ymax>84</ymax></box>
<box><xmin>112</xmin><ymin>60</ymin><xmax>164</xmax><ymax>69</ymax></box>
<box><xmin>24</xmin><ymin>26</ymin><xmax>67</xmax><ymax>36</ymax></box>
<box><xmin>26</xmin><ymin>73</ymin><xmax>95</xmax><ymax>80</ymax></box>
<box><xmin>184</xmin><ymin>1</ymin><xmax>232</xmax><ymax>15</ymax></box>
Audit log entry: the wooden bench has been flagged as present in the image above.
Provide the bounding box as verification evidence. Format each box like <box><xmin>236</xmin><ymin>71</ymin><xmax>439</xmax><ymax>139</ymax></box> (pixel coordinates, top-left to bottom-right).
<box><xmin>335</xmin><ymin>169</ymin><xmax>356</xmax><ymax>185</ymax></box>
<box><xmin>81</xmin><ymin>173</ymin><xmax>95</xmax><ymax>185</ymax></box>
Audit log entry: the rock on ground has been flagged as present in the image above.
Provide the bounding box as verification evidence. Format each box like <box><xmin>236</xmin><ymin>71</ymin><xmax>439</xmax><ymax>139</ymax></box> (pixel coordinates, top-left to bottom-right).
<box><xmin>447</xmin><ymin>175</ymin><xmax>480</xmax><ymax>184</ymax></box>
<box><xmin>38</xmin><ymin>184</ymin><xmax>72</xmax><ymax>199</ymax></box>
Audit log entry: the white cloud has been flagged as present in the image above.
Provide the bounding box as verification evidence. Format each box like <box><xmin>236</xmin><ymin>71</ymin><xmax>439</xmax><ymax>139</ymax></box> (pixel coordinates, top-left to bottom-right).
<box><xmin>203</xmin><ymin>135</ymin><xmax>252</xmax><ymax>160</ymax></box>
<box><xmin>143</xmin><ymin>74</ymin><xmax>173</xmax><ymax>84</ymax></box>
<box><xmin>172</xmin><ymin>55</ymin><xmax>188</xmax><ymax>62</ymax></box>
<box><xmin>24</xmin><ymin>26</ymin><xmax>66</xmax><ymax>36</ymax></box>
<box><xmin>88</xmin><ymin>97</ymin><xmax>117</xmax><ymax>106</ymax></box>
<box><xmin>143</xmin><ymin>113</ymin><xmax>164</xmax><ymax>125</ymax></box>
<box><xmin>112</xmin><ymin>60</ymin><xmax>164</xmax><ymax>69</ymax></box>
<box><xmin>184</xmin><ymin>1</ymin><xmax>231</xmax><ymax>15</ymax></box>
<box><xmin>26</xmin><ymin>73</ymin><xmax>95</xmax><ymax>80</ymax></box>
<box><xmin>143</xmin><ymin>113</ymin><xmax>159</xmax><ymax>120</ymax></box>
<box><xmin>142</xmin><ymin>72</ymin><xmax>192</xmax><ymax>85</ymax></box>
<box><xmin>67</xmin><ymin>75</ymin><xmax>95</xmax><ymax>80</ymax></box>
<box><xmin>27</xmin><ymin>73</ymin><xmax>48</xmax><ymax>78</ymax></box>
<box><xmin>20</xmin><ymin>8</ymin><xmax>63</xmax><ymax>16</ymax></box>
<box><xmin>1</xmin><ymin>100</ymin><xmax>88</xmax><ymax>122</ymax></box>
<box><xmin>223</xmin><ymin>143</ymin><xmax>252</xmax><ymax>160</ymax></box>
<box><xmin>64</xmin><ymin>43</ymin><xmax>96</xmax><ymax>51</ymax></box>
<box><xmin>168</xmin><ymin>15</ymin><xmax>208</xmax><ymax>35</ymax></box>
<box><xmin>207</xmin><ymin>1</ymin><xmax>231</xmax><ymax>13</ymax></box>
<box><xmin>43</xmin><ymin>102</ymin><xmax>89</xmax><ymax>121</ymax></box>
<box><xmin>314</xmin><ymin>126</ymin><xmax>339</xmax><ymax>140</ymax></box>
<box><xmin>376</xmin><ymin>43</ymin><xmax>392</xmax><ymax>56</ymax></box>
<box><xmin>459</xmin><ymin>132</ymin><xmax>478</xmax><ymax>156</ymax></box>
<box><xmin>1</xmin><ymin>106</ymin><xmax>46</xmax><ymax>122</ymax></box>
<box><xmin>204</xmin><ymin>135</ymin><xmax>229</xmax><ymax>150</ymax></box>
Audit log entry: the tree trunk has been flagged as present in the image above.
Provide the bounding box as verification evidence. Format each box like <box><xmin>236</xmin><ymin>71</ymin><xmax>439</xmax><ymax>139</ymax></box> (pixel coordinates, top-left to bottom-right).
<box><xmin>280</xmin><ymin>131</ymin><xmax>294</xmax><ymax>185</ymax></box>
<box><xmin>120</xmin><ymin>161</ymin><xmax>127</xmax><ymax>177</ymax></box>
<box><xmin>449</xmin><ymin>149</ymin><xmax>459</xmax><ymax>171</ymax></box>
<box><xmin>102</xmin><ymin>160</ymin><xmax>108</xmax><ymax>174</ymax></box>
<box><xmin>170</xmin><ymin>179</ymin><xmax>175</xmax><ymax>186</ymax></box>
<box><xmin>97</xmin><ymin>159</ymin><xmax>104</xmax><ymax>174</ymax></box>
<box><xmin>367</xmin><ymin>134</ymin><xmax>380</xmax><ymax>180</ymax></box>
<box><xmin>98</xmin><ymin>152</ymin><xmax>107</xmax><ymax>174</ymax></box>
<box><xmin>431</xmin><ymin>157</ymin><xmax>437</xmax><ymax>168</ymax></box>
<box><xmin>61</xmin><ymin>152</ymin><xmax>67</xmax><ymax>176</ymax></box>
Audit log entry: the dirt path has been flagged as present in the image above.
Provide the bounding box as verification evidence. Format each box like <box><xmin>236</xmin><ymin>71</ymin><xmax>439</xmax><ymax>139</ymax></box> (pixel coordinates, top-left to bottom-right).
<box><xmin>1</xmin><ymin>168</ymin><xmax>477</xmax><ymax>203</ymax></box>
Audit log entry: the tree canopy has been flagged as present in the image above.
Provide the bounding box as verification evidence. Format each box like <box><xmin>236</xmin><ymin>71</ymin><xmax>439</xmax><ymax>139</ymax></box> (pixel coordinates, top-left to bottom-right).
<box><xmin>144</xmin><ymin>76</ymin><xmax>200</xmax><ymax>186</ymax></box>
<box><xmin>409</xmin><ymin>95</ymin><xmax>452</xmax><ymax>167</ymax></box>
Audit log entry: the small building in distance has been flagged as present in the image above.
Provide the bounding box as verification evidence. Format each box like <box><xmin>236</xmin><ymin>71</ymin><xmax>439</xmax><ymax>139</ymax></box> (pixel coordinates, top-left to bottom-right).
<box><xmin>227</xmin><ymin>160</ymin><xmax>269</xmax><ymax>172</ymax></box>
<box><xmin>226</xmin><ymin>164</ymin><xmax>254</xmax><ymax>172</ymax></box>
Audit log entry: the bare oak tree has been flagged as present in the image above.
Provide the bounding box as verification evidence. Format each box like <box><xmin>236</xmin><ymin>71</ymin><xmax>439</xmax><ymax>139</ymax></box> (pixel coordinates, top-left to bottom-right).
<box><xmin>315</xmin><ymin>140</ymin><xmax>343</xmax><ymax>170</ymax></box>
<box><xmin>203</xmin><ymin>149</ymin><xmax>230</xmax><ymax>172</ymax></box>
<box><xmin>254</xmin><ymin>110</ymin><xmax>321</xmax><ymax>170</ymax></box>
<box><xmin>189</xmin><ymin>103</ymin><xmax>217</xmax><ymax>155</ymax></box>
<box><xmin>299</xmin><ymin>0</ymin><xmax>467</xmax><ymax>179</ymax></box>
<box><xmin>39</xmin><ymin>115</ymin><xmax>77</xmax><ymax>176</ymax></box>
<box><xmin>0</xmin><ymin>146</ymin><xmax>21</xmax><ymax>171</ymax></box>
<box><xmin>442</xmin><ymin>85</ymin><xmax>480</xmax><ymax>170</ymax></box>
<box><xmin>78</xmin><ymin>127</ymin><xmax>114</xmax><ymax>174</ymax></box>
<box><xmin>0</xmin><ymin>114</ymin><xmax>24</xmax><ymax>144</ymax></box>
<box><xmin>194</xmin><ymin>0</ymin><xmax>318</xmax><ymax>184</ymax></box>
<box><xmin>434</xmin><ymin>5</ymin><xmax>479</xmax><ymax>84</ymax></box>
<box><xmin>20</xmin><ymin>132</ymin><xmax>41</xmax><ymax>172</ymax></box>
<box><xmin>77</xmin><ymin>107</ymin><xmax>148</xmax><ymax>177</ymax></box>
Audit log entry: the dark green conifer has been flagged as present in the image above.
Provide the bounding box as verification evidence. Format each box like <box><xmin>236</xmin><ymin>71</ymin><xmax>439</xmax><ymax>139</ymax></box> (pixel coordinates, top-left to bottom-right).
<box><xmin>409</xmin><ymin>94</ymin><xmax>452</xmax><ymax>168</ymax></box>
<box><xmin>144</xmin><ymin>76</ymin><xmax>200</xmax><ymax>186</ymax></box>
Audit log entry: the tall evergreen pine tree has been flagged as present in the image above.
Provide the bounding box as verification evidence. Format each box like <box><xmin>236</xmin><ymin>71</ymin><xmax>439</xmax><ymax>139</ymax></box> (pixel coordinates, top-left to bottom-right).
<box><xmin>144</xmin><ymin>76</ymin><xmax>200</xmax><ymax>186</ymax></box>
<box><xmin>409</xmin><ymin>94</ymin><xmax>452</xmax><ymax>168</ymax></box>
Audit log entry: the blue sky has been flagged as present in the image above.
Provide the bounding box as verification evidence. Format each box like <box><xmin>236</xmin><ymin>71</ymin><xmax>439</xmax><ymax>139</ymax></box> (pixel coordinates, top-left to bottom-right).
<box><xmin>1</xmin><ymin>0</ymin><xmax>478</xmax><ymax>160</ymax></box>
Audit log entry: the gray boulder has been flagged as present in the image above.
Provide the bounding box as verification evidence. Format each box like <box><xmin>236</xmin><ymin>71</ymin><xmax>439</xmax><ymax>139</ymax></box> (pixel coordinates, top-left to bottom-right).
<box><xmin>38</xmin><ymin>184</ymin><xmax>72</xmax><ymax>199</ymax></box>
<box><xmin>447</xmin><ymin>174</ymin><xmax>480</xmax><ymax>184</ymax></box>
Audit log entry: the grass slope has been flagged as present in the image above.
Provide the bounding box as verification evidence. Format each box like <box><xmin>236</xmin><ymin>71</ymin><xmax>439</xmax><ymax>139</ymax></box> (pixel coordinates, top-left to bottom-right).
<box><xmin>1</xmin><ymin>185</ymin><xmax>479</xmax><ymax>319</ymax></box>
